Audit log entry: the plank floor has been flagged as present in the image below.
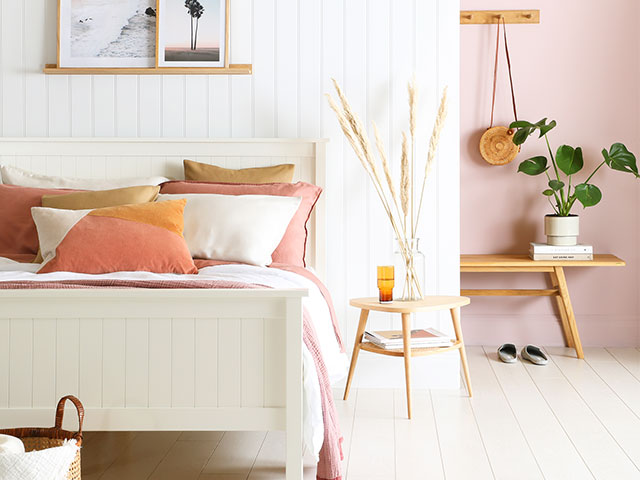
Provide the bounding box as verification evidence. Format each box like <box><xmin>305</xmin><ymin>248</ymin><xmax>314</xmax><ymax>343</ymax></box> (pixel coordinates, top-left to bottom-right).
<box><xmin>81</xmin><ymin>347</ymin><xmax>640</xmax><ymax>480</ymax></box>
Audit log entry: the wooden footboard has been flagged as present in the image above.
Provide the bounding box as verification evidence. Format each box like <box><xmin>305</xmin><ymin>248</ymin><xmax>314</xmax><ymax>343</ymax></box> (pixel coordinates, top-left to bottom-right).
<box><xmin>0</xmin><ymin>288</ymin><xmax>306</xmax><ymax>479</ymax></box>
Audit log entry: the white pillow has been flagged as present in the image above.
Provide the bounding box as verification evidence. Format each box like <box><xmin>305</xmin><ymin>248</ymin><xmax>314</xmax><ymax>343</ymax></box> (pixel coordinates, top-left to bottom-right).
<box><xmin>158</xmin><ymin>193</ymin><xmax>301</xmax><ymax>266</ymax></box>
<box><xmin>0</xmin><ymin>165</ymin><xmax>168</xmax><ymax>190</ymax></box>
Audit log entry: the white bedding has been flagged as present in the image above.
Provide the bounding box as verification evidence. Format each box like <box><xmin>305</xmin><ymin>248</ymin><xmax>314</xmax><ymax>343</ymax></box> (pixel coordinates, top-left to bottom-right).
<box><xmin>0</xmin><ymin>257</ymin><xmax>348</xmax><ymax>459</ymax></box>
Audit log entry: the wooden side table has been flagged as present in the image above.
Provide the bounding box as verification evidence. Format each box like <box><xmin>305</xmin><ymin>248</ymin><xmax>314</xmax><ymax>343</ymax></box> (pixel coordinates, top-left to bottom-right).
<box><xmin>343</xmin><ymin>296</ymin><xmax>471</xmax><ymax>419</ymax></box>
<box><xmin>460</xmin><ymin>254</ymin><xmax>625</xmax><ymax>359</ymax></box>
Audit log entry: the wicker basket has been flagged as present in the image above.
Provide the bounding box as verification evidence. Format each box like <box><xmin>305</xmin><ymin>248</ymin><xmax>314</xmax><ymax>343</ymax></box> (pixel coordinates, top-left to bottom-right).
<box><xmin>0</xmin><ymin>395</ymin><xmax>84</xmax><ymax>480</ymax></box>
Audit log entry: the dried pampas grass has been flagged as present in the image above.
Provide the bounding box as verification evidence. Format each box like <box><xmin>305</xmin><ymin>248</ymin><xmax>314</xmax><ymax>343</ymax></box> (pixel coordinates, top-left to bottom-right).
<box><xmin>326</xmin><ymin>76</ymin><xmax>448</xmax><ymax>300</ymax></box>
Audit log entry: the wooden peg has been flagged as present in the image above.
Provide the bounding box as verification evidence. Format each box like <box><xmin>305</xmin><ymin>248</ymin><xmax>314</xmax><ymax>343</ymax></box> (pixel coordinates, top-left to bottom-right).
<box><xmin>460</xmin><ymin>10</ymin><xmax>540</xmax><ymax>25</ymax></box>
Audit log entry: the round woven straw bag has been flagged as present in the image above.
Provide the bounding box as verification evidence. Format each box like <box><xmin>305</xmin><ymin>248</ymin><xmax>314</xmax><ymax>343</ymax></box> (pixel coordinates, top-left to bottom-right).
<box><xmin>0</xmin><ymin>395</ymin><xmax>84</xmax><ymax>480</ymax></box>
<box><xmin>479</xmin><ymin>126</ymin><xmax>519</xmax><ymax>165</ymax></box>
<box><xmin>479</xmin><ymin>17</ymin><xmax>520</xmax><ymax>166</ymax></box>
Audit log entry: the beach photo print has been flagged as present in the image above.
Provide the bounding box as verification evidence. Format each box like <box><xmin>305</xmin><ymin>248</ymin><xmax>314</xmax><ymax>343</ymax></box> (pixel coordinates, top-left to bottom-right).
<box><xmin>157</xmin><ymin>0</ymin><xmax>229</xmax><ymax>68</ymax></box>
<box><xmin>58</xmin><ymin>0</ymin><xmax>156</xmax><ymax>68</ymax></box>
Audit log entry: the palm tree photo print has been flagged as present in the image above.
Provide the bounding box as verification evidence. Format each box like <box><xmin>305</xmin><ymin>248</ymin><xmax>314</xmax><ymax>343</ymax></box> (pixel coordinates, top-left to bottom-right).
<box><xmin>163</xmin><ymin>0</ymin><xmax>222</xmax><ymax>62</ymax></box>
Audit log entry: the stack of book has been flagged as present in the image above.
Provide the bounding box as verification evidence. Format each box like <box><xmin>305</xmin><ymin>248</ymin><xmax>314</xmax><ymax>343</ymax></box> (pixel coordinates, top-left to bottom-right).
<box><xmin>529</xmin><ymin>242</ymin><xmax>593</xmax><ymax>261</ymax></box>
<box><xmin>364</xmin><ymin>328</ymin><xmax>453</xmax><ymax>350</ymax></box>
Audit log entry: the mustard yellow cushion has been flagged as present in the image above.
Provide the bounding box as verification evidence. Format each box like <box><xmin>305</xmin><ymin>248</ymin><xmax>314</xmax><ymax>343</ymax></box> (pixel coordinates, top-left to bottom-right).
<box><xmin>183</xmin><ymin>159</ymin><xmax>295</xmax><ymax>184</ymax></box>
<box><xmin>41</xmin><ymin>185</ymin><xmax>160</xmax><ymax>210</ymax></box>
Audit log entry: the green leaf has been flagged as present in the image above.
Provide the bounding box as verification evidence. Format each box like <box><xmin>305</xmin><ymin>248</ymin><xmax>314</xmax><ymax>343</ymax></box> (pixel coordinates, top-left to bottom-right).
<box><xmin>509</xmin><ymin>120</ymin><xmax>533</xmax><ymax>129</ymax></box>
<box><xmin>542</xmin><ymin>189</ymin><xmax>554</xmax><ymax>196</ymax></box>
<box><xmin>556</xmin><ymin>145</ymin><xmax>584</xmax><ymax>175</ymax></box>
<box><xmin>539</xmin><ymin>119</ymin><xmax>557</xmax><ymax>137</ymax></box>
<box><xmin>518</xmin><ymin>156</ymin><xmax>548</xmax><ymax>175</ymax></box>
<box><xmin>602</xmin><ymin>143</ymin><xmax>639</xmax><ymax>177</ymax></box>
<box><xmin>574</xmin><ymin>183</ymin><xmax>602</xmax><ymax>207</ymax></box>
<box><xmin>512</xmin><ymin>127</ymin><xmax>532</xmax><ymax>146</ymax></box>
<box><xmin>548</xmin><ymin>179</ymin><xmax>565</xmax><ymax>191</ymax></box>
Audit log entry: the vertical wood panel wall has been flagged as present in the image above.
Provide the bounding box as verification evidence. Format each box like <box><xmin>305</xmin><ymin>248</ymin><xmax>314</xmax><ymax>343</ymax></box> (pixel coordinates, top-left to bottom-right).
<box><xmin>0</xmin><ymin>0</ymin><xmax>460</xmax><ymax>387</ymax></box>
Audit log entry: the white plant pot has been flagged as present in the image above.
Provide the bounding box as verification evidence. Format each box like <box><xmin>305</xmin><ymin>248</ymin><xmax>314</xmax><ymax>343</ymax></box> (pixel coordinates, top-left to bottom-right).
<box><xmin>544</xmin><ymin>215</ymin><xmax>579</xmax><ymax>246</ymax></box>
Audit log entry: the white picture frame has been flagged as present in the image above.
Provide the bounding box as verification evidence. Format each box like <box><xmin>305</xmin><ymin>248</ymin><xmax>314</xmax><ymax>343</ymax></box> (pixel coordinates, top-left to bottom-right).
<box><xmin>156</xmin><ymin>0</ymin><xmax>229</xmax><ymax>68</ymax></box>
<box><xmin>58</xmin><ymin>0</ymin><xmax>156</xmax><ymax>68</ymax></box>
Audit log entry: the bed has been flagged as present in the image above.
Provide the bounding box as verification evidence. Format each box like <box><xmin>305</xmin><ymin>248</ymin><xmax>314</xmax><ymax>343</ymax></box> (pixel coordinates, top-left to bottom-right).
<box><xmin>0</xmin><ymin>138</ymin><xmax>345</xmax><ymax>480</ymax></box>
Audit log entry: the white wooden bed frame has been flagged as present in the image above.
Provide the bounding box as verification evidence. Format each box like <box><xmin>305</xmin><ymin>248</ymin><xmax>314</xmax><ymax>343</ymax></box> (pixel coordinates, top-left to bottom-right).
<box><xmin>0</xmin><ymin>138</ymin><xmax>328</xmax><ymax>479</ymax></box>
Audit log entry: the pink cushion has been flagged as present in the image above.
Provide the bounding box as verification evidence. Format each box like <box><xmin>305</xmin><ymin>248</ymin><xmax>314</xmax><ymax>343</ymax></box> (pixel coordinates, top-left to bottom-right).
<box><xmin>160</xmin><ymin>181</ymin><xmax>322</xmax><ymax>267</ymax></box>
<box><xmin>0</xmin><ymin>184</ymin><xmax>77</xmax><ymax>256</ymax></box>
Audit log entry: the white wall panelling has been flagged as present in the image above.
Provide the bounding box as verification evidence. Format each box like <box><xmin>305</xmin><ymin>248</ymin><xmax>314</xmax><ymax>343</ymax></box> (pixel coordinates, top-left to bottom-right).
<box><xmin>0</xmin><ymin>0</ymin><xmax>460</xmax><ymax>388</ymax></box>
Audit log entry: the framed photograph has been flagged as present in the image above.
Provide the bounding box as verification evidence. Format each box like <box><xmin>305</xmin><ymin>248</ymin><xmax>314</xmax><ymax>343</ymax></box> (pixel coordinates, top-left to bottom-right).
<box><xmin>156</xmin><ymin>0</ymin><xmax>229</xmax><ymax>68</ymax></box>
<box><xmin>58</xmin><ymin>0</ymin><xmax>157</xmax><ymax>68</ymax></box>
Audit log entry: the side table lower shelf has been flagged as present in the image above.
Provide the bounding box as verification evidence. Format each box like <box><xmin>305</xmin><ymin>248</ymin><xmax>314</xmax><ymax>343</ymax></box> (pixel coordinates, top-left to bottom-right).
<box><xmin>360</xmin><ymin>340</ymin><xmax>463</xmax><ymax>357</ymax></box>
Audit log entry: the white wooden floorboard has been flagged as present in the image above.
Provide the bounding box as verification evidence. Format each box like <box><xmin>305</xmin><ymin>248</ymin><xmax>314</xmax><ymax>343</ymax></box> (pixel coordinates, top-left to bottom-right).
<box><xmin>431</xmin><ymin>385</ymin><xmax>495</xmax><ymax>479</ymax></box>
<box><xmin>585</xmin><ymin>348</ymin><xmax>640</xmax><ymax>419</ymax></box>
<box><xmin>607</xmin><ymin>347</ymin><xmax>640</xmax><ymax>381</ymax></box>
<box><xmin>524</xmin><ymin>349</ymin><xmax>640</xmax><ymax>480</ymax></box>
<box><xmin>393</xmin><ymin>388</ymin><xmax>445</xmax><ymax>480</ymax></box>
<box><xmin>466</xmin><ymin>346</ymin><xmax>543</xmax><ymax>480</ymax></box>
<box><xmin>200</xmin><ymin>431</ymin><xmax>267</xmax><ymax>477</ymax></box>
<box><xmin>548</xmin><ymin>347</ymin><xmax>640</xmax><ymax>470</ymax></box>
<box><xmin>345</xmin><ymin>389</ymin><xmax>395</xmax><ymax>479</ymax></box>
<box><xmin>484</xmin><ymin>346</ymin><xmax>594</xmax><ymax>480</ymax></box>
<box><xmin>332</xmin><ymin>387</ymin><xmax>357</xmax><ymax>478</ymax></box>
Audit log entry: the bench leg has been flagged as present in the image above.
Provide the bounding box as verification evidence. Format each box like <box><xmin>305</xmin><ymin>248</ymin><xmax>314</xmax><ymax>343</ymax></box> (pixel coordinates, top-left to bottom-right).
<box><xmin>549</xmin><ymin>270</ymin><xmax>574</xmax><ymax>348</ymax></box>
<box><xmin>343</xmin><ymin>309</ymin><xmax>369</xmax><ymax>401</ymax></box>
<box><xmin>553</xmin><ymin>267</ymin><xmax>584</xmax><ymax>359</ymax></box>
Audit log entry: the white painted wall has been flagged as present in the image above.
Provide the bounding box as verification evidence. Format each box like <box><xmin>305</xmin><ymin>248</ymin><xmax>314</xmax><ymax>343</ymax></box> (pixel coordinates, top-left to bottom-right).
<box><xmin>0</xmin><ymin>0</ymin><xmax>460</xmax><ymax>387</ymax></box>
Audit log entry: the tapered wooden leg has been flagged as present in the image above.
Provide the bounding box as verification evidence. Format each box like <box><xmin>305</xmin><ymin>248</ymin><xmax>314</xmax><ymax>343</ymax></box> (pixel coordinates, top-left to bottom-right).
<box><xmin>343</xmin><ymin>309</ymin><xmax>370</xmax><ymax>400</ymax></box>
<box><xmin>549</xmin><ymin>270</ymin><xmax>574</xmax><ymax>348</ymax></box>
<box><xmin>451</xmin><ymin>307</ymin><xmax>472</xmax><ymax>397</ymax></box>
<box><xmin>554</xmin><ymin>267</ymin><xmax>584</xmax><ymax>359</ymax></box>
<box><xmin>401</xmin><ymin>312</ymin><xmax>412</xmax><ymax>419</ymax></box>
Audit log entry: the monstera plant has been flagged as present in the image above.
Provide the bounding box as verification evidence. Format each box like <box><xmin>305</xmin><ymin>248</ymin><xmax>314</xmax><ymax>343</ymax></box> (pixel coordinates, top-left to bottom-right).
<box><xmin>509</xmin><ymin>118</ymin><xmax>639</xmax><ymax>245</ymax></box>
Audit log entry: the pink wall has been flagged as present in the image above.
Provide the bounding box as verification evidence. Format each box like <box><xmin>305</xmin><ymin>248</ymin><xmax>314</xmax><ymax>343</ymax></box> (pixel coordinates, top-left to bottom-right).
<box><xmin>460</xmin><ymin>0</ymin><xmax>640</xmax><ymax>346</ymax></box>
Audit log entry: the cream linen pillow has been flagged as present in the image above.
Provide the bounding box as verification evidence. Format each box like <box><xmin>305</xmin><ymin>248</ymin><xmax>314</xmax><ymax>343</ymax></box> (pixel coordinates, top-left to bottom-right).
<box><xmin>158</xmin><ymin>193</ymin><xmax>301</xmax><ymax>266</ymax></box>
<box><xmin>0</xmin><ymin>165</ymin><xmax>168</xmax><ymax>190</ymax></box>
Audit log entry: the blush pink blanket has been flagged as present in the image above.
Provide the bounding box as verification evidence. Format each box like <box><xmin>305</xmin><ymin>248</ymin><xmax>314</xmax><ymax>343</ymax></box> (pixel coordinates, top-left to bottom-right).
<box><xmin>0</xmin><ymin>275</ymin><xmax>344</xmax><ymax>480</ymax></box>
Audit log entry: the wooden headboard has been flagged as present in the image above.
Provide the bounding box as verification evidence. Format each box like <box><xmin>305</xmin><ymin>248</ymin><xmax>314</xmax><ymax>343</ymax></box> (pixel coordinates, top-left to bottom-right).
<box><xmin>0</xmin><ymin>138</ymin><xmax>327</xmax><ymax>279</ymax></box>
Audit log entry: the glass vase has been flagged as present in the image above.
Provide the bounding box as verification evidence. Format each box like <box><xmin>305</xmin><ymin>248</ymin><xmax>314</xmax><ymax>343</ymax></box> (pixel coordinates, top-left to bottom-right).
<box><xmin>394</xmin><ymin>237</ymin><xmax>426</xmax><ymax>301</ymax></box>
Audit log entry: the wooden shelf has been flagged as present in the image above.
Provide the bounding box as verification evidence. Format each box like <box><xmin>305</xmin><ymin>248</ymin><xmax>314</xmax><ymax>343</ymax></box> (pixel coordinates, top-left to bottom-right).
<box><xmin>360</xmin><ymin>340</ymin><xmax>462</xmax><ymax>358</ymax></box>
<box><xmin>43</xmin><ymin>64</ymin><xmax>252</xmax><ymax>75</ymax></box>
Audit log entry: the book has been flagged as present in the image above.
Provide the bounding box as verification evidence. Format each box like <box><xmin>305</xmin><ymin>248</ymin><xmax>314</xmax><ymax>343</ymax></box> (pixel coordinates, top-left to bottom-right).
<box><xmin>364</xmin><ymin>328</ymin><xmax>453</xmax><ymax>349</ymax></box>
<box><xmin>530</xmin><ymin>253</ymin><xmax>593</xmax><ymax>261</ymax></box>
<box><xmin>530</xmin><ymin>242</ymin><xmax>593</xmax><ymax>254</ymax></box>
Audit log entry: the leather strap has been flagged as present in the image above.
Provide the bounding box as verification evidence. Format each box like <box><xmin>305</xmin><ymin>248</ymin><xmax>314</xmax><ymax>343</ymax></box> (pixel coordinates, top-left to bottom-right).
<box><xmin>489</xmin><ymin>17</ymin><xmax>518</xmax><ymax>128</ymax></box>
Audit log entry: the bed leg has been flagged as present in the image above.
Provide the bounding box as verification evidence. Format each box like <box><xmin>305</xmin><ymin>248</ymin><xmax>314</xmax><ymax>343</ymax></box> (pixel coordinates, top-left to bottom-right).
<box><xmin>286</xmin><ymin>297</ymin><xmax>304</xmax><ymax>480</ymax></box>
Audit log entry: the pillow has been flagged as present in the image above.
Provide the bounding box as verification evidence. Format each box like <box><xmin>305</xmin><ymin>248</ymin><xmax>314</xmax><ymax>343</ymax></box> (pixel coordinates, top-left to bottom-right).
<box><xmin>158</xmin><ymin>193</ymin><xmax>301</xmax><ymax>266</ymax></box>
<box><xmin>0</xmin><ymin>184</ymin><xmax>75</xmax><ymax>257</ymax></box>
<box><xmin>160</xmin><ymin>181</ymin><xmax>322</xmax><ymax>267</ymax></box>
<box><xmin>1</xmin><ymin>165</ymin><xmax>168</xmax><ymax>190</ymax></box>
<box><xmin>42</xmin><ymin>185</ymin><xmax>160</xmax><ymax>209</ymax></box>
<box><xmin>33</xmin><ymin>185</ymin><xmax>161</xmax><ymax>263</ymax></box>
<box><xmin>32</xmin><ymin>200</ymin><xmax>197</xmax><ymax>274</ymax></box>
<box><xmin>184</xmin><ymin>159</ymin><xmax>295</xmax><ymax>184</ymax></box>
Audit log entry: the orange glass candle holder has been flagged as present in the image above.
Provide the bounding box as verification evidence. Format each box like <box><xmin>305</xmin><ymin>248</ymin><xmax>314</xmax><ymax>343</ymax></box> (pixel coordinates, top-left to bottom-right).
<box><xmin>377</xmin><ymin>265</ymin><xmax>394</xmax><ymax>303</ymax></box>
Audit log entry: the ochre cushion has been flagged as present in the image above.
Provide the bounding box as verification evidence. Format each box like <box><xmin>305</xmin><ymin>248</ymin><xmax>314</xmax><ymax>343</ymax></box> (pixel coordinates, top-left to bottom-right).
<box><xmin>184</xmin><ymin>159</ymin><xmax>295</xmax><ymax>184</ymax></box>
<box><xmin>0</xmin><ymin>184</ymin><xmax>76</xmax><ymax>257</ymax></box>
<box><xmin>32</xmin><ymin>200</ymin><xmax>197</xmax><ymax>274</ymax></box>
<box><xmin>160</xmin><ymin>181</ymin><xmax>321</xmax><ymax>267</ymax></box>
<box><xmin>41</xmin><ymin>185</ymin><xmax>160</xmax><ymax>210</ymax></box>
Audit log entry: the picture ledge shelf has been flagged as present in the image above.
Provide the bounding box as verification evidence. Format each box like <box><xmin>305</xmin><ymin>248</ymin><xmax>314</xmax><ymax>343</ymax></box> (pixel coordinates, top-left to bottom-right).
<box><xmin>43</xmin><ymin>64</ymin><xmax>252</xmax><ymax>75</ymax></box>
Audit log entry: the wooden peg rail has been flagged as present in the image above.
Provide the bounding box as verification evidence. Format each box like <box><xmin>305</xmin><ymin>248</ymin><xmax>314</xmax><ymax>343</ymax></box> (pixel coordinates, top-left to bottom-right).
<box><xmin>460</xmin><ymin>10</ymin><xmax>540</xmax><ymax>25</ymax></box>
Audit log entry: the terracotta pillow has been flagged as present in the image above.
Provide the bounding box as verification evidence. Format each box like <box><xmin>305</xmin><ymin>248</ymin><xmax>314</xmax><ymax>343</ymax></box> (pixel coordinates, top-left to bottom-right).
<box><xmin>184</xmin><ymin>159</ymin><xmax>295</xmax><ymax>184</ymax></box>
<box><xmin>160</xmin><ymin>181</ymin><xmax>322</xmax><ymax>267</ymax></box>
<box><xmin>0</xmin><ymin>184</ymin><xmax>76</xmax><ymax>257</ymax></box>
<box><xmin>32</xmin><ymin>200</ymin><xmax>197</xmax><ymax>274</ymax></box>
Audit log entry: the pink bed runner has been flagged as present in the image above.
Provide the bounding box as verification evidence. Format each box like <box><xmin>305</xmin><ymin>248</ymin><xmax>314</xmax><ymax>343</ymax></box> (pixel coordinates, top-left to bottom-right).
<box><xmin>0</xmin><ymin>276</ymin><xmax>344</xmax><ymax>480</ymax></box>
